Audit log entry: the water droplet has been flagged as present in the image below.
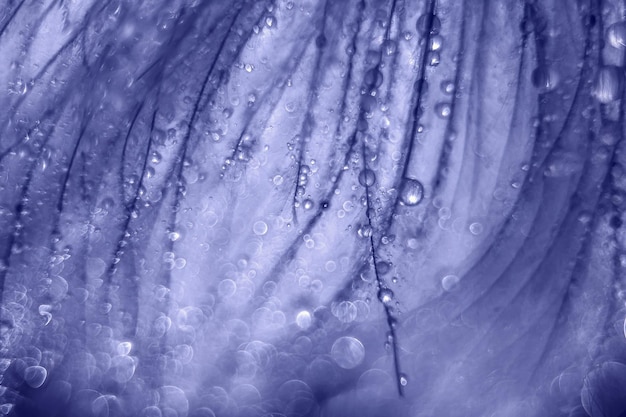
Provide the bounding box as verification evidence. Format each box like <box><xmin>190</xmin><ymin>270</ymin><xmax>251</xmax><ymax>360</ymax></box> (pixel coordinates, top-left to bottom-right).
<box><xmin>416</xmin><ymin>14</ymin><xmax>441</xmax><ymax>35</ymax></box>
<box><xmin>311</xmin><ymin>279</ymin><xmax>323</xmax><ymax>292</ymax></box>
<box><xmin>441</xmin><ymin>274</ymin><xmax>460</xmax><ymax>291</ymax></box>
<box><xmin>435</xmin><ymin>102</ymin><xmax>451</xmax><ymax>118</ymax></box>
<box><xmin>110</xmin><ymin>355</ymin><xmax>136</xmax><ymax>383</ymax></box>
<box><xmin>378</xmin><ymin>288</ymin><xmax>394</xmax><ymax>305</ymax></box>
<box><xmin>429</xmin><ymin>35</ymin><xmax>443</xmax><ymax>51</ymax></box>
<box><xmin>332</xmin><ymin>301</ymin><xmax>357</xmax><ymax>323</ymax></box>
<box><xmin>376</xmin><ymin>261</ymin><xmax>391</xmax><ymax>275</ymax></box>
<box><xmin>531</xmin><ymin>67</ymin><xmax>559</xmax><ymax>92</ymax></box>
<box><xmin>382</xmin><ymin>39</ymin><xmax>397</xmax><ymax>55</ymax></box>
<box><xmin>273</xmin><ymin>175</ymin><xmax>284</xmax><ymax>185</ymax></box>
<box><xmin>358</xmin><ymin>224</ymin><xmax>373</xmax><ymax>238</ymax></box>
<box><xmin>441</xmin><ymin>80</ymin><xmax>455</xmax><ymax>94</ymax></box>
<box><xmin>399</xmin><ymin>374</ymin><xmax>408</xmax><ymax>386</ymax></box>
<box><xmin>358</xmin><ymin>169</ymin><xmax>376</xmax><ymax>187</ymax></box>
<box><xmin>296</xmin><ymin>311</ymin><xmax>312</xmax><ymax>329</ymax></box>
<box><xmin>364</xmin><ymin>68</ymin><xmax>384</xmax><ymax>89</ymax></box>
<box><xmin>151</xmin><ymin>151</ymin><xmax>162</xmax><ymax>164</ymax></box>
<box><xmin>117</xmin><ymin>341</ymin><xmax>132</xmax><ymax>356</ymax></box>
<box><xmin>428</xmin><ymin>51</ymin><xmax>441</xmax><ymax>66</ymax></box>
<box><xmin>253</xmin><ymin>221</ymin><xmax>268</xmax><ymax>236</ymax></box>
<box><xmin>469</xmin><ymin>222</ymin><xmax>484</xmax><ymax>235</ymax></box>
<box><xmin>38</xmin><ymin>304</ymin><xmax>52</xmax><ymax>325</ymax></box>
<box><xmin>218</xmin><ymin>279</ymin><xmax>237</xmax><ymax>298</ymax></box>
<box><xmin>399</xmin><ymin>179</ymin><xmax>424</xmax><ymax>206</ymax></box>
<box><xmin>607</xmin><ymin>21</ymin><xmax>626</xmax><ymax>49</ymax></box>
<box><xmin>593</xmin><ymin>66</ymin><xmax>623</xmax><ymax>104</ymax></box>
<box><xmin>159</xmin><ymin>386</ymin><xmax>189</xmax><ymax>416</ymax></box>
<box><xmin>24</xmin><ymin>366</ymin><xmax>47</xmax><ymax>388</ymax></box>
<box><xmin>331</xmin><ymin>336</ymin><xmax>365</xmax><ymax>369</ymax></box>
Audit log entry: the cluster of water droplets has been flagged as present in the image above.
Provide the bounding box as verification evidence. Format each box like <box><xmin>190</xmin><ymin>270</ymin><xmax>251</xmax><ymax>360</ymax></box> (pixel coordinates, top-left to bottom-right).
<box><xmin>294</xmin><ymin>164</ymin><xmax>316</xmax><ymax>211</ymax></box>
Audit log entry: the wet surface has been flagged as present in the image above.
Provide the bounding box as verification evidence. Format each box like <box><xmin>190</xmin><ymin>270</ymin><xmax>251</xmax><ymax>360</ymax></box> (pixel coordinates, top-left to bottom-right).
<box><xmin>1</xmin><ymin>0</ymin><xmax>626</xmax><ymax>416</ymax></box>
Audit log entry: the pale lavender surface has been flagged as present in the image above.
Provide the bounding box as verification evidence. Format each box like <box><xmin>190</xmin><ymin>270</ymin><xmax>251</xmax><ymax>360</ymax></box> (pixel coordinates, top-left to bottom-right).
<box><xmin>0</xmin><ymin>0</ymin><xmax>625</xmax><ymax>416</ymax></box>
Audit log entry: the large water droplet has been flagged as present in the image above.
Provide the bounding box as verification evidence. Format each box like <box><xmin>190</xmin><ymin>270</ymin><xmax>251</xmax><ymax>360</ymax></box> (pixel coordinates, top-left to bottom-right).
<box><xmin>159</xmin><ymin>386</ymin><xmax>189</xmax><ymax>416</ymax></box>
<box><xmin>331</xmin><ymin>336</ymin><xmax>365</xmax><ymax>369</ymax></box>
<box><xmin>593</xmin><ymin>66</ymin><xmax>624</xmax><ymax>104</ymax></box>
<box><xmin>24</xmin><ymin>366</ymin><xmax>47</xmax><ymax>388</ymax></box>
<box><xmin>378</xmin><ymin>288</ymin><xmax>394</xmax><ymax>305</ymax></box>
<box><xmin>531</xmin><ymin>67</ymin><xmax>559</xmax><ymax>92</ymax></box>
<box><xmin>399</xmin><ymin>179</ymin><xmax>424</xmax><ymax>206</ymax></box>
<box><xmin>358</xmin><ymin>169</ymin><xmax>376</xmax><ymax>187</ymax></box>
<box><xmin>110</xmin><ymin>355</ymin><xmax>136</xmax><ymax>383</ymax></box>
<box><xmin>364</xmin><ymin>68</ymin><xmax>384</xmax><ymax>89</ymax></box>
<box><xmin>296</xmin><ymin>311</ymin><xmax>312</xmax><ymax>329</ymax></box>
<box><xmin>607</xmin><ymin>21</ymin><xmax>626</xmax><ymax>49</ymax></box>
<box><xmin>332</xmin><ymin>301</ymin><xmax>357</xmax><ymax>323</ymax></box>
<box><xmin>416</xmin><ymin>14</ymin><xmax>441</xmax><ymax>35</ymax></box>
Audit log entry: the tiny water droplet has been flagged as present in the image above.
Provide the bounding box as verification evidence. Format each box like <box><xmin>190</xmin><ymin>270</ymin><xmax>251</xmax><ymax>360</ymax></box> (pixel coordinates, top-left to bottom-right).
<box><xmin>399</xmin><ymin>374</ymin><xmax>408</xmax><ymax>386</ymax></box>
